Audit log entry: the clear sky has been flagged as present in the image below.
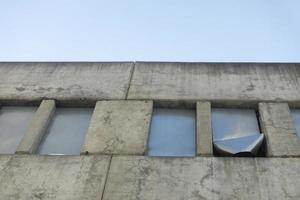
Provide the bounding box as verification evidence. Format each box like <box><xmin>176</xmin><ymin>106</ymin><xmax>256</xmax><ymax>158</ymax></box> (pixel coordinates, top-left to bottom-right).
<box><xmin>0</xmin><ymin>0</ymin><xmax>299</xmax><ymax>62</ymax></box>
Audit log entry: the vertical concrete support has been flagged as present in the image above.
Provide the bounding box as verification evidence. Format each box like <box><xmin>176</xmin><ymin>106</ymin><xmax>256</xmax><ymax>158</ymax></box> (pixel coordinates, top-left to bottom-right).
<box><xmin>81</xmin><ymin>100</ymin><xmax>153</xmax><ymax>155</ymax></box>
<box><xmin>16</xmin><ymin>100</ymin><xmax>56</xmax><ymax>154</ymax></box>
<box><xmin>196</xmin><ymin>101</ymin><xmax>213</xmax><ymax>156</ymax></box>
<box><xmin>259</xmin><ymin>102</ymin><xmax>300</xmax><ymax>157</ymax></box>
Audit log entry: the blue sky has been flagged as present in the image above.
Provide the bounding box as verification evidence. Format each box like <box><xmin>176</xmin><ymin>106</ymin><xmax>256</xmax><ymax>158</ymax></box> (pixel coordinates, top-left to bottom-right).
<box><xmin>0</xmin><ymin>0</ymin><xmax>299</xmax><ymax>62</ymax></box>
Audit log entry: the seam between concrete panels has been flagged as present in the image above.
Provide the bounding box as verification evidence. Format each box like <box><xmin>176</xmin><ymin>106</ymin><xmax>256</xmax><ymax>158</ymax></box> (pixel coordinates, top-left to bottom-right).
<box><xmin>254</xmin><ymin>158</ymin><xmax>263</xmax><ymax>199</ymax></box>
<box><xmin>101</xmin><ymin>155</ymin><xmax>113</xmax><ymax>200</ymax></box>
<box><xmin>125</xmin><ymin>62</ymin><xmax>136</xmax><ymax>100</ymax></box>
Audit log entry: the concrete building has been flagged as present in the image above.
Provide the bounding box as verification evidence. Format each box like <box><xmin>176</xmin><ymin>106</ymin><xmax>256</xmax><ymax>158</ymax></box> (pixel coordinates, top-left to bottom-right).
<box><xmin>0</xmin><ymin>62</ymin><xmax>300</xmax><ymax>199</ymax></box>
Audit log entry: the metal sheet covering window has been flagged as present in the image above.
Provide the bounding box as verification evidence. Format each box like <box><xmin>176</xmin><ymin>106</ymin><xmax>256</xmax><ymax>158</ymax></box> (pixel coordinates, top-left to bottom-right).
<box><xmin>212</xmin><ymin>108</ymin><xmax>264</xmax><ymax>156</ymax></box>
<box><xmin>0</xmin><ymin>106</ymin><xmax>37</xmax><ymax>154</ymax></box>
<box><xmin>148</xmin><ymin>108</ymin><xmax>196</xmax><ymax>157</ymax></box>
<box><xmin>37</xmin><ymin>108</ymin><xmax>93</xmax><ymax>155</ymax></box>
<box><xmin>291</xmin><ymin>110</ymin><xmax>300</xmax><ymax>139</ymax></box>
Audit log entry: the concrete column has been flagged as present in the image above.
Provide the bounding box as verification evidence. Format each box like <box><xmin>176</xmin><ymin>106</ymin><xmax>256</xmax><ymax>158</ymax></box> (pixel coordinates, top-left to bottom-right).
<box><xmin>81</xmin><ymin>100</ymin><xmax>153</xmax><ymax>155</ymax></box>
<box><xmin>258</xmin><ymin>102</ymin><xmax>300</xmax><ymax>157</ymax></box>
<box><xmin>16</xmin><ymin>100</ymin><xmax>56</xmax><ymax>154</ymax></box>
<box><xmin>196</xmin><ymin>101</ymin><xmax>213</xmax><ymax>156</ymax></box>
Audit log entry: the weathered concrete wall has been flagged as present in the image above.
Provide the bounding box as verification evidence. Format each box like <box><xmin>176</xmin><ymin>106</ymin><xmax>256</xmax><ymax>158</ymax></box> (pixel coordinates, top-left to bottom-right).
<box><xmin>196</xmin><ymin>101</ymin><xmax>213</xmax><ymax>155</ymax></box>
<box><xmin>259</xmin><ymin>103</ymin><xmax>300</xmax><ymax>157</ymax></box>
<box><xmin>1</xmin><ymin>62</ymin><xmax>300</xmax><ymax>200</ymax></box>
<box><xmin>0</xmin><ymin>155</ymin><xmax>110</xmax><ymax>200</ymax></box>
<box><xmin>0</xmin><ymin>62</ymin><xmax>133</xmax><ymax>103</ymax></box>
<box><xmin>1</xmin><ymin>155</ymin><xmax>299</xmax><ymax>200</ymax></box>
<box><xmin>81</xmin><ymin>100</ymin><xmax>153</xmax><ymax>155</ymax></box>
<box><xmin>128</xmin><ymin>62</ymin><xmax>300</xmax><ymax>102</ymax></box>
<box><xmin>1</xmin><ymin>62</ymin><xmax>300</xmax><ymax>103</ymax></box>
<box><xmin>103</xmin><ymin>156</ymin><xmax>300</xmax><ymax>200</ymax></box>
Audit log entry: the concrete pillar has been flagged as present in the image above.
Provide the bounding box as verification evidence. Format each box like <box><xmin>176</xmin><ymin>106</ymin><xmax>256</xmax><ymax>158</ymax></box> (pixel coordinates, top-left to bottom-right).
<box><xmin>258</xmin><ymin>102</ymin><xmax>300</xmax><ymax>157</ymax></box>
<box><xmin>196</xmin><ymin>101</ymin><xmax>213</xmax><ymax>156</ymax></box>
<box><xmin>81</xmin><ymin>100</ymin><xmax>153</xmax><ymax>155</ymax></box>
<box><xmin>16</xmin><ymin>100</ymin><xmax>56</xmax><ymax>154</ymax></box>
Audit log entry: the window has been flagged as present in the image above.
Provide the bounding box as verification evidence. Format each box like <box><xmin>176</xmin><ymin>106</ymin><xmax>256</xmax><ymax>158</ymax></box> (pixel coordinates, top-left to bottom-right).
<box><xmin>212</xmin><ymin>108</ymin><xmax>264</xmax><ymax>156</ymax></box>
<box><xmin>0</xmin><ymin>106</ymin><xmax>37</xmax><ymax>154</ymax></box>
<box><xmin>148</xmin><ymin>108</ymin><xmax>196</xmax><ymax>157</ymax></box>
<box><xmin>37</xmin><ymin>108</ymin><xmax>93</xmax><ymax>155</ymax></box>
<box><xmin>291</xmin><ymin>110</ymin><xmax>300</xmax><ymax>139</ymax></box>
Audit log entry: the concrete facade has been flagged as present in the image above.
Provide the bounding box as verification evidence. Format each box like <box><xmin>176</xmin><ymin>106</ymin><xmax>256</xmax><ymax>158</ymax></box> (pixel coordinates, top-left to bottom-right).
<box><xmin>0</xmin><ymin>62</ymin><xmax>300</xmax><ymax>199</ymax></box>
<box><xmin>196</xmin><ymin>101</ymin><xmax>213</xmax><ymax>155</ymax></box>
<box><xmin>128</xmin><ymin>62</ymin><xmax>300</xmax><ymax>102</ymax></box>
<box><xmin>81</xmin><ymin>100</ymin><xmax>153</xmax><ymax>155</ymax></box>
<box><xmin>259</xmin><ymin>103</ymin><xmax>300</xmax><ymax>157</ymax></box>
<box><xmin>0</xmin><ymin>155</ymin><xmax>110</xmax><ymax>200</ymax></box>
<box><xmin>103</xmin><ymin>156</ymin><xmax>300</xmax><ymax>200</ymax></box>
<box><xmin>0</xmin><ymin>62</ymin><xmax>133</xmax><ymax>103</ymax></box>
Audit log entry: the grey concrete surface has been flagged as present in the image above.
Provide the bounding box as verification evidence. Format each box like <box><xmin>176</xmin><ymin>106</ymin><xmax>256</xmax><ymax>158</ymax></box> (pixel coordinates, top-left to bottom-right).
<box><xmin>0</xmin><ymin>155</ymin><xmax>110</xmax><ymax>200</ymax></box>
<box><xmin>0</xmin><ymin>62</ymin><xmax>133</xmax><ymax>102</ymax></box>
<box><xmin>0</xmin><ymin>155</ymin><xmax>11</xmax><ymax>171</ymax></box>
<box><xmin>259</xmin><ymin>103</ymin><xmax>300</xmax><ymax>157</ymax></box>
<box><xmin>16</xmin><ymin>100</ymin><xmax>56</xmax><ymax>154</ymax></box>
<box><xmin>1</xmin><ymin>62</ymin><xmax>300</xmax><ymax>200</ymax></box>
<box><xmin>127</xmin><ymin>62</ymin><xmax>300</xmax><ymax>101</ymax></box>
<box><xmin>103</xmin><ymin>156</ymin><xmax>300</xmax><ymax>200</ymax></box>
<box><xmin>81</xmin><ymin>100</ymin><xmax>153</xmax><ymax>155</ymax></box>
<box><xmin>196</xmin><ymin>101</ymin><xmax>213</xmax><ymax>156</ymax></box>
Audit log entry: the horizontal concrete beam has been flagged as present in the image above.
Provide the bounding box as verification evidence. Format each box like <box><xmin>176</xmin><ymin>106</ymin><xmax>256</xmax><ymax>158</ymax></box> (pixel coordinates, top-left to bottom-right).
<box><xmin>128</xmin><ymin>62</ymin><xmax>300</xmax><ymax>101</ymax></box>
<box><xmin>0</xmin><ymin>62</ymin><xmax>133</xmax><ymax>102</ymax></box>
<box><xmin>0</xmin><ymin>155</ymin><xmax>110</xmax><ymax>200</ymax></box>
<box><xmin>81</xmin><ymin>100</ymin><xmax>153</xmax><ymax>155</ymax></box>
<box><xmin>103</xmin><ymin>156</ymin><xmax>300</xmax><ymax>200</ymax></box>
<box><xmin>2</xmin><ymin>62</ymin><xmax>300</xmax><ymax>103</ymax></box>
<box><xmin>16</xmin><ymin>100</ymin><xmax>56</xmax><ymax>154</ymax></box>
<box><xmin>196</xmin><ymin>101</ymin><xmax>213</xmax><ymax>156</ymax></box>
<box><xmin>259</xmin><ymin>102</ymin><xmax>300</xmax><ymax>157</ymax></box>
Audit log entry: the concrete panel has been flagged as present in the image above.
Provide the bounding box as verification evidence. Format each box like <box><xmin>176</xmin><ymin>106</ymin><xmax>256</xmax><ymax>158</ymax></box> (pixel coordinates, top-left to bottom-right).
<box><xmin>16</xmin><ymin>100</ymin><xmax>56</xmax><ymax>154</ymax></box>
<box><xmin>103</xmin><ymin>156</ymin><xmax>300</xmax><ymax>200</ymax></box>
<box><xmin>196</xmin><ymin>101</ymin><xmax>213</xmax><ymax>156</ymax></box>
<box><xmin>0</xmin><ymin>155</ymin><xmax>110</xmax><ymax>200</ymax></box>
<box><xmin>0</xmin><ymin>62</ymin><xmax>133</xmax><ymax>102</ymax></box>
<box><xmin>128</xmin><ymin>62</ymin><xmax>300</xmax><ymax>101</ymax></box>
<box><xmin>81</xmin><ymin>100</ymin><xmax>153</xmax><ymax>155</ymax></box>
<box><xmin>259</xmin><ymin>103</ymin><xmax>300</xmax><ymax>157</ymax></box>
<box><xmin>256</xmin><ymin>158</ymin><xmax>300</xmax><ymax>199</ymax></box>
<box><xmin>0</xmin><ymin>155</ymin><xmax>12</xmax><ymax>171</ymax></box>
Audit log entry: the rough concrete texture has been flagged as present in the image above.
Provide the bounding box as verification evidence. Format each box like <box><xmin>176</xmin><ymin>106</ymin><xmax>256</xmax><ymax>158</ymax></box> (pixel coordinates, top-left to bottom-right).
<box><xmin>197</xmin><ymin>101</ymin><xmax>213</xmax><ymax>156</ymax></box>
<box><xmin>81</xmin><ymin>100</ymin><xmax>153</xmax><ymax>155</ymax></box>
<box><xmin>103</xmin><ymin>156</ymin><xmax>300</xmax><ymax>200</ymax></box>
<box><xmin>17</xmin><ymin>100</ymin><xmax>56</xmax><ymax>154</ymax></box>
<box><xmin>0</xmin><ymin>155</ymin><xmax>110</xmax><ymax>200</ymax></box>
<box><xmin>259</xmin><ymin>103</ymin><xmax>300</xmax><ymax>157</ymax></box>
<box><xmin>0</xmin><ymin>62</ymin><xmax>133</xmax><ymax>101</ymax></box>
<box><xmin>128</xmin><ymin>62</ymin><xmax>300</xmax><ymax>101</ymax></box>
